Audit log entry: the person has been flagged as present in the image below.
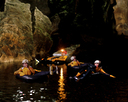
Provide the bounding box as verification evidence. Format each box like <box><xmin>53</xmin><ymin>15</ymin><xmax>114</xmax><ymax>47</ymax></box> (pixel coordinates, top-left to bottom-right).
<box><xmin>75</xmin><ymin>60</ymin><xmax>116</xmax><ymax>80</ymax></box>
<box><xmin>51</xmin><ymin>49</ymin><xmax>67</xmax><ymax>62</ymax></box>
<box><xmin>14</xmin><ymin>59</ymin><xmax>35</xmax><ymax>76</ymax></box>
<box><xmin>92</xmin><ymin>60</ymin><xmax>115</xmax><ymax>78</ymax></box>
<box><xmin>68</xmin><ymin>56</ymin><xmax>81</xmax><ymax>67</ymax></box>
<box><xmin>61</xmin><ymin>49</ymin><xmax>67</xmax><ymax>56</ymax></box>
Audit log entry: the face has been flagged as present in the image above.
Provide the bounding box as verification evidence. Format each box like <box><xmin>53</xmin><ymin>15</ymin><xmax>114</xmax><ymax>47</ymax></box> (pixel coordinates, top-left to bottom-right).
<box><xmin>22</xmin><ymin>63</ymin><xmax>28</xmax><ymax>67</ymax></box>
<box><xmin>94</xmin><ymin>63</ymin><xmax>99</xmax><ymax>67</ymax></box>
<box><xmin>62</xmin><ymin>53</ymin><xmax>65</xmax><ymax>56</ymax></box>
<box><xmin>73</xmin><ymin>59</ymin><xmax>76</xmax><ymax>61</ymax></box>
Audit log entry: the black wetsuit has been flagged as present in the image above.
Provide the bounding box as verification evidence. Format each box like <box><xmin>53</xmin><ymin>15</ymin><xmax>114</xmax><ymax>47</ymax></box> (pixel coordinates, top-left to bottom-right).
<box><xmin>76</xmin><ymin>64</ymin><xmax>110</xmax><ymax>80</ymax></box>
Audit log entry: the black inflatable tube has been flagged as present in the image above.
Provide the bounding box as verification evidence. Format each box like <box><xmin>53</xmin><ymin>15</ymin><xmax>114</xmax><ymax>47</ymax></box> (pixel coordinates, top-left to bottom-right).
<box><xmin>16</xmin><ymin>70</ymin><xmax>56</xmax><ymax>83</ymax></box>
<box><xmin>68</xmin><ymin>63</ymin><xmax>88</xmax><ymax>71</ymax></box>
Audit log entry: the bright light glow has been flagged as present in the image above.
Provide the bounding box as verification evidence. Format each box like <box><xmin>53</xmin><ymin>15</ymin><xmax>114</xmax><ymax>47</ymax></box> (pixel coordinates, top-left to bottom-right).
<box><xmin>61</xmin><ymin>49</ymin><xmax>64</xmax><ymax>52</ymax></box>
<box><xmin>57</xmin><ymin>68</ymin><xmax>66</xmax><ymax>101</ymax></box>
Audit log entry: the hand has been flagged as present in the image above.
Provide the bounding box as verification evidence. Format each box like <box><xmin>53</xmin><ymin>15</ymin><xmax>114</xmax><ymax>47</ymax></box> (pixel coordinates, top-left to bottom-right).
<box><xmin>110</xmin><ymin>75</ymin><xmax>116</xmax><ymax>78</ymax></box>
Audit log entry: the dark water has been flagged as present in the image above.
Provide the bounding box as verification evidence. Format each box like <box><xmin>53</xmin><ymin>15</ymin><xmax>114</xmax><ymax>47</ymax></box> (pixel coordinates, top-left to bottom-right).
<box><xmin>0</xmin><ymin>61</ymin><xmax>128</xmax><ymax>102</ymax></box>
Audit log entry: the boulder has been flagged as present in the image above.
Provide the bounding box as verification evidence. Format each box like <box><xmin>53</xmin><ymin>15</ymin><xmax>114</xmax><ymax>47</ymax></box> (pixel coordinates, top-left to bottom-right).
<box><xmin>0</xmin><ymin>0</ymin><xmax>53</xmax><ymax>62</ymax></box>
<box><xmin>33</xmin><ymin>7</ymin><xmax>53</xmax><ymax>58</ymax></box>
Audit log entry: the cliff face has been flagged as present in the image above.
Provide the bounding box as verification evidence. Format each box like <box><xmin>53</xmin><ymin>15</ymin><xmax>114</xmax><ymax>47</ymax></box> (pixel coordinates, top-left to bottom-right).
<box><xmin>113</xmin><ymin>0</ymin><xmax>128</xmax><ymax>36</ymax></box>
<box><xmin>0</xmin><ymin>0</ymin><xmax>128</xmax><ymax>63</ymax></box>
<box><xmin>33</xmin><ymin>7</ymin><xmax>53</xmax><ymax>58</ymax></box>
<box><xmin>0</xmin><ymin>0</ymin><xmax>53</xmax><ymax>62</ymax></box>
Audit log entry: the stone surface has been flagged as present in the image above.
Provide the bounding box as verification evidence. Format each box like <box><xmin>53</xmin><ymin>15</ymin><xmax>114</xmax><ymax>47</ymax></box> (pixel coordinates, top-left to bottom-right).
<box><xmin>0</xmin><ymin>0</ymin><xmax>52</xmax><ymax>63</ymax></box>
<box><xmin>19</xmin><ymin>0</ymin><xmax>50</xmax><ymax>15</ymax></box>
<box><xmin>113</xmin><ymin>0</ymin><xmax>128</xmax><ymax>36</ymax></box>
<box><xmin>33</xmin><ymin>7</ymin><xmax>53</xmax><ymax>58</ymax></box>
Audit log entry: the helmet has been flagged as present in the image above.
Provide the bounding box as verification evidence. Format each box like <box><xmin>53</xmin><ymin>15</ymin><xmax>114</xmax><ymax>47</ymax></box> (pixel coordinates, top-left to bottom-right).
<box><xmin>22</xmin><ymin>59</ymin><xmax>29</xmax><ymax>64</ymax></box>
<box><xmin>71</xmin><ymin>56</ymin><xmax>76</xmax><ymax>61</ymax></box>
<box><xmin>94</xmin><ymin>60</ymin><xmax>101</xmax><ymax>64</ymax></box>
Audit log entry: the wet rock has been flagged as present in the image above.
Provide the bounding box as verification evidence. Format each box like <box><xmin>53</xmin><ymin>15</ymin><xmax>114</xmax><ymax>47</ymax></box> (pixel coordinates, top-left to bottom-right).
<box><xmin>50</xmin><ymin>14</ymin><xmax>60</xmax><ymax>35</ymax></box>
<box><xmin>33</xmin><ymin>7</ymin><xmax>53</xmax><ymax>58</ymax></box>
<box><xmin>19</xmin><ymin>0</ymin><xmax>50</xmax><ymax>15</ymax></box>
<box><xmin>0</xmin><ymin>0</ymin><xmax>52</xmax><ymax>63</ymax></box>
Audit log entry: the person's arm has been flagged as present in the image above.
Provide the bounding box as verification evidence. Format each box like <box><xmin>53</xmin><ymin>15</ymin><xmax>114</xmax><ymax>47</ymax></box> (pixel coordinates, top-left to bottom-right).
<box><xmin>68</xmin><ymin>61</ymin><xmax>73</xmax><ymax>66</ymax></box>
<box><xmin>77</xmin><ymin>60</ymin><xmax>81</xmax><ymax>66</ymax></box>
<box><xmin>29</xmin><ymin>66</ymin><xmax>35</xmax><ymax>75</ymax></box>
<box><xmin>100</xmin><ymin>68</ymin><xmax>116</xmax><ymax>78</ymax></box>
<box><xmin>100</xmin><ymin>68</ymin><xmax>108</xmax><ymax>74</ymax></box>
<box><xmin>14</xmin><ymin>68</ymin><xmax>22</xmax><ymax>75</ymax></box>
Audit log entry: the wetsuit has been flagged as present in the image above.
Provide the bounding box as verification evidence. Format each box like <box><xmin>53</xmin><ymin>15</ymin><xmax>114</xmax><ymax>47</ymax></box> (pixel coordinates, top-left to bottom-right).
<box><xmin>76</xmin><ymin>64</ymin><xmax>112</xmax><ymax>80</ymax></box>
<box><xmin>68</xmin><ymin>60</ymin><xmax>81</xmax><ymax>67</ymax></box>
<box><xmin>14</xmin><ymin>66</ymin><xmax>35</xmax><ymax>76</ymax></box>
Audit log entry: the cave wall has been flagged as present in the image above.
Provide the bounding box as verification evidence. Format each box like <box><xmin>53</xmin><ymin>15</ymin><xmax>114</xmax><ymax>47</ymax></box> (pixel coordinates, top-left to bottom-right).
<box><xmin>0</xmin><ymin>0</ymin><xmax>53</xmax><ymax>62</ymax></box>
<box><xmin>0</xmin><ymin>0</ymin><xmax>128</xmax><ymax>63</ymax></box>
<box><xmin>113</xmin><ymin>0</ymin><xmax>128</xmax><ymax>36</ymax></box>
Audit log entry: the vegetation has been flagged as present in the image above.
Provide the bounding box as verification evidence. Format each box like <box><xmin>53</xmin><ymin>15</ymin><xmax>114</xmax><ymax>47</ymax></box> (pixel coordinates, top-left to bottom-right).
<box><xmin>48</xmin><ymin>0</ymin><xmax>115</xmax><ymax>37</ymax></box>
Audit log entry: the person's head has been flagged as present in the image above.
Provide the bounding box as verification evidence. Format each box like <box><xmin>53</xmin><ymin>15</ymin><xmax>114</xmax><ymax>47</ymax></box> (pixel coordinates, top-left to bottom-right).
<box><xmin>71</xmin><ymin>56</ymin><xmax>76</xmax><ymax>61</ymax></box>
<box><xmin>22</xmin><ymin>59</ymin><xmax>29</xmax><ymax>67</ymax></box>
<box><xmin>94</xmin><ymin>60</ymin><xmax>101</xmax><ymax>67</ymax></box>
<box><xmin>61</xmin><ymin>49</ymin><xmax>67</xmax><ymax>56</ymax></box>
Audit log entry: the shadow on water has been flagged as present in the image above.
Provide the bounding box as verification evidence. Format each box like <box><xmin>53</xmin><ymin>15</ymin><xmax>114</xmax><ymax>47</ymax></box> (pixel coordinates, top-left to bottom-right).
<box><xmin>0</xmin><ymin>61</ymin><xmax>128</xmax><ymax>101</ymax></box>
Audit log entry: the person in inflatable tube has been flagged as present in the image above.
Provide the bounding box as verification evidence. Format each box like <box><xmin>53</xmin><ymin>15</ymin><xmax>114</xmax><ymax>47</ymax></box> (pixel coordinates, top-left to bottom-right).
<box><xmin>75</xmin><ymin>60</ymin><xmax>116</xmax><ymax>81</ymax></box>
<box><xmin>68</xmin><ymin>56</ymin><xmax>81</xmax><ymax>67</ymax></box>
<box><xmin>14</xmin><ymin>59</ymin><xmax>35</xmax><ymax>76</ymax></box>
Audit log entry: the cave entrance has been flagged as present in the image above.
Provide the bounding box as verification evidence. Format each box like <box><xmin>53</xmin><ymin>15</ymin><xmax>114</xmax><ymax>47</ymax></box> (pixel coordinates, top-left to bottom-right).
<box><xmin>0</xmin><ymin>0</ymin><xmax>5</xmax><ymax>12</ymax></box>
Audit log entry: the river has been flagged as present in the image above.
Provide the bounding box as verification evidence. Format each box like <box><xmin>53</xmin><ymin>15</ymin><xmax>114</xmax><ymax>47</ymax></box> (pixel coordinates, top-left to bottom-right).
<box><xmin>0</xmin><ymin>61</ymin><xmax>128</xmax><ymax>102</ymax></box>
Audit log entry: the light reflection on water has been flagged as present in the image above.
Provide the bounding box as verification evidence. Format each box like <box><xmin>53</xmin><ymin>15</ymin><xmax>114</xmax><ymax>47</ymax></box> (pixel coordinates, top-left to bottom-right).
<box><xmin>57</xmin><ymin>67</ymin><xmax>66</xmax><ymax>101</ymax></box>
<box><xmin>12</xmin><ymin>63</ymin><xmax>68</xmax><ymax>102</ymax></box>
<box><xmin>0</xmin><ymin>62</ymin><xmax>58</xmax><ymax>102</ymax></box>
<box><xmin>12</xmin><ymin>86</ymin><xmax>48</xmax><ymax>101</ymax></box>
<box><xmin>0</xmin><ymin>62</ymin><xmax>128</xmax><ymax>101</ymax></box>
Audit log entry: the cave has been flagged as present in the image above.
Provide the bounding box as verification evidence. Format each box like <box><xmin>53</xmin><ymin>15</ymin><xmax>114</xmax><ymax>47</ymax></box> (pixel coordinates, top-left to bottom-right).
<box><xmin>0</xmin><ymin>0</ymin><xmax>5</xmax><ymax>12</ymax></box>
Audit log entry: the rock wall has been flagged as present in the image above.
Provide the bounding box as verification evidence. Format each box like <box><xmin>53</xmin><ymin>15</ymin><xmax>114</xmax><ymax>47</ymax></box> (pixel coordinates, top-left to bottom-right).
<box><xmin>113</xmin><ymin>0</ymin><xmax>128</xmax><ymax>36</ymax></box>
<box><xmin>19</xmin><ymin>0</ymin><xmax>50</xmax><ymax>15</ymax></box>
<box><xmin>33</xmin><ymin>7</ymin><xmax>53</xmax><ymax>58</ymax></box>
<box><xmin>0</xmin><ymin>0</ymin><xmax>53</xmax><ymax>62</ymax></box>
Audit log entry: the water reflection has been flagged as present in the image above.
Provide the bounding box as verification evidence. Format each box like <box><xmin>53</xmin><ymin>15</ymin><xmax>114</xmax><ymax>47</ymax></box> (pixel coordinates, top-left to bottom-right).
<box><xmin>47</xmin><ymin>64</ymin><xmax>59</xmax><ymax>75</ymax></box>
<box><xmin>49</xmin><ymin>64</ymin><xmax>54</xmax><ymax>75</ymax></box>
<box><xmin>12</xmin><ymin>86</ymin><xmax>48</xmax><ymax>101</ymax></box>
<box><xmin>0</xmin><ymin>62</ymin><xmax>58</xmax><ymax>101</ymax></box>
<box><xmin>57</xmin><ymin>67</ymin><xmax>67</xmax><ymax>101</ymax></box>
<box><xmin>0</xmin><ymin>62</ymin><xmax>127</xmax><ymax>102</ymax></box>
